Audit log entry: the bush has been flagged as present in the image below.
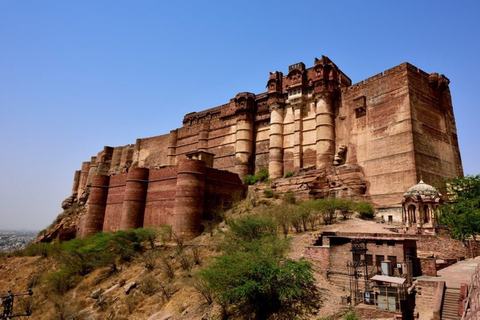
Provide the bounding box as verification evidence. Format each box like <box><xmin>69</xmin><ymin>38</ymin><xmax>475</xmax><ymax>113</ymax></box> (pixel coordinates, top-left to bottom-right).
<box><xmin>355</xmin><ymin>202</ymin><xmax>375</xmax><ymax>219</ymax></box>
<box><xmin>43</xmin><ymin>228</ymin><xmax>160</xmax><ymax>294</ymax></box>
<box><xmin>244</xmin><ymin>169</ymin><xmax>269</xmax><ymax>185</ymax></box>
<box><xmin>265</xmin><ymin>204</ymin><xmax>292</xmax><ymax>237</ymax></box>
<box><xmin>337</xmin><ymin>198</ymin><xmax>356</xmax><ymax>220</ymax></box>
<box><xmin>255</xmin><ymin>168</ymin><xmax>269</xmax><ymax>182</ymax></box>
<box><xmin>283</xmin><ymin>192</ymin><xmax>296</xmax><ymax>204</ymax></box>
<box><xmin>139</xmin><ymin>275</ymin><xmax>161</xmax><ymax>296</ymax></box>
<box><xmin>314</xmin><ymin>198</ymin><xmax>338</xmax><ymax>225</ymax></box>
<box><xmin>226</xmin><ymin>215</ymin><xmax>277</xmax><ymax>246</ymax></box>
<box><xmin>44</xmin><ymin>269</ymin><xmax>80</xmax><ymax>295</ymax></box>
<box><xmin>284</xmin><ymin>171</ymin><xmax>295</xmax><ymax>178</ymax></box>
<box><xmin>263</xmin><ymin>189</ymin><xmax>275</xmax><ymax>198</ymax></box>
<box><xmin>244</xmin><ymin>174</ymin><xmax>258</xmax><ymax>185</ymax></box>
<box><xmin>345</xmin><ymin>308</ymin><xmax>361</xmax><ymax>320</ymax></box>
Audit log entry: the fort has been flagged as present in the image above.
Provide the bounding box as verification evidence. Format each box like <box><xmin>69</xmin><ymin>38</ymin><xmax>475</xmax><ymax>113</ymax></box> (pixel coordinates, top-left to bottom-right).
<box><xmin>61</xmin><ymin>56</ymin><xmax>462</xmax><ymax>240</ymax></box>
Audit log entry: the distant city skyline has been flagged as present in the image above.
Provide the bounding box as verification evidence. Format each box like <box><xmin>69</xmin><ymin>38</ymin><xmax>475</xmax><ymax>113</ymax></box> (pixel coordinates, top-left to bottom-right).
<box><xmin>1</xmin><ymin>1</ymin><xmax>479</xmax><ymax>231</ymax></box>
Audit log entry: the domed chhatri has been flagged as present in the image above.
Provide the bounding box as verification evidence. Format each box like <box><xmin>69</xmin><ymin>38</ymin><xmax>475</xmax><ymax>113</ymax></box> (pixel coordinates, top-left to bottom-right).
<box><xmin>402</xmin><ymin>180</ymin><xmax>443</xmax><ymax>234</ymax></box>
<box><xmin>403</xmin><ymin>180</ymin><xmax>442</xmax><ymax>199</ymax></box>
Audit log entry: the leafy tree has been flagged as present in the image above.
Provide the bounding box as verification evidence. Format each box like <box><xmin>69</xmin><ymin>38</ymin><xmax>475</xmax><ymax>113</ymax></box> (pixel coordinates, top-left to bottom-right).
<box><xmin>289</xmin><ymin>206</ymin><xmax>304</xmax><ymax>233</ymax></box>
<box><xmin>355</xmin><ymin>202</ymin><xmax>375</xmax><ymax>219</ymax></box>
<box><xmin>439</xmin><ymin>175</ymin><xmax>480</xmax><ymax>242</ymax></box>
<box><xmin>265</xmin><ymin>204</ymin><xmax>292</xmax><ymax>237</ymax></box>
<box><xmin>199</xmin><ymin>215</ymin><xmax>318</xmax><ymax>319</ymax></box>
<box><xmin>299</xmin><ymin>200</ymin><xmax>322</xmax><ymax>230</ymax></box>
<box><xmin>314</xmin><ymin>198</ymin><xmax>338</xmax><ymax>225</ymax></box>
<box><xmin>336</xmin><ymin>198</ymin><xmax>356</xmax><ymax>220</ymax></box>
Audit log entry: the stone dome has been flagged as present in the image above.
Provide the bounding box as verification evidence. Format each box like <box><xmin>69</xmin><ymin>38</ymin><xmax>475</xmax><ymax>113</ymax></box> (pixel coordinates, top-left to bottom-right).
<box><xmin>403</xmin><ymin>180</ymin><xmax>441</xmax><ymax>198</ymax></box>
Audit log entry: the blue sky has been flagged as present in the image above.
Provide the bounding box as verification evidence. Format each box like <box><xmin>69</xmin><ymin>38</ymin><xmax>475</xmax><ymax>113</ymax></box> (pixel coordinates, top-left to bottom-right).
<box><xmin>1</xmin><ymin>1</ymin><xmax>479</xmax><ymax>231</ymax></box>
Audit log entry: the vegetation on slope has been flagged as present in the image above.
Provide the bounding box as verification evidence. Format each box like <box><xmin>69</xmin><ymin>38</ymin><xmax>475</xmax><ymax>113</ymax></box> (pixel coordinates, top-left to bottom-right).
<box><xmin>198</xmin><ymin>214</ymin><xmax>319</xmax><ymax>319</ymax></box>
<box><xmin>440</xmin><ymin>174</ymin><xmax>480</xmax><ymax>242</ymax></box>
<box><xmin>1</xmin><ymin>190</ymin><xmax>381</xmax><ymax>319</ymax></box>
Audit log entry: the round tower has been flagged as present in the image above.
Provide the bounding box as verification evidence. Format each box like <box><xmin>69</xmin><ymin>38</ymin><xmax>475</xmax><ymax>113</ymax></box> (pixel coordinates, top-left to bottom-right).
<box><xmin>312</xmin><ymin>56</ymin><xmax>340</xmax><ymax>169</ymax></box>
<box><xmin>80</xmin><ymin>174</ymin><xmax>110</xmax><ymax>237</ymax></box>
<box><xmin>233</xmin><ymin>92</ymin><xmax>256</xmax><ymax>179</ymax></box>
<box><xmin>119</xmin><ymin>167</ymin><xmax>149</xmax><ymax>230</ymax></box>
<box><xmin>172</xmin><ymin>158</ymin><xmax>206</xmax><ymax>240</ymax></box>
<box><xmin>268</xmin><ymin>103</ymin><xmax>285</xmax><ymax>179</ymax></box>
<box><xmin>314</xmin><ymin>91</ymin><xmax>335</xmax><ymax>168</ymax></box>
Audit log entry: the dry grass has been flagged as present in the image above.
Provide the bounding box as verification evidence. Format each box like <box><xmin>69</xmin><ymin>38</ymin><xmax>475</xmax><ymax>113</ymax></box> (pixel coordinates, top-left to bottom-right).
<box><xmin>0</xmin><ymin>213</ymin><xmax>408</xmax><ymax>319</ymax></box>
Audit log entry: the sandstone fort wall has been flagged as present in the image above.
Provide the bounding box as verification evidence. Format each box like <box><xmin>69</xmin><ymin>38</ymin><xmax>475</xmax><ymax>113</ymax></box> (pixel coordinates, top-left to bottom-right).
<box><xmin>77</xmin><ymin>157</ymin><xmax>244</xmax><ymax>239</ymax></box>
<box><xmin>68</xmin><ymin>56</ymin><xmax>462</xmax><ymax>233</ymax></box>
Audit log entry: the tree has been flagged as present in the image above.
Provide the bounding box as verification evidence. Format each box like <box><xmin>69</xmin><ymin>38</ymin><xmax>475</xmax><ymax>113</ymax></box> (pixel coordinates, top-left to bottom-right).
<box><xmin>265</xmin><ymin>204</ymin><xmax>292</xmax><ymax>237</ymax></box>
<box><xmin>314</xmin><ymin>198</ymin><xmax>338</xmax><ymax>225</ymax></box>
<box><xmin>355</xmin><ymin>202</ymin><xmax>375</xmax><ymax>219</ymax></box>
<box><xmin>439</xmin><ymin>175</ymin><xmax>480</xmax><ymax>242</ymax></box>
<box><xmin>198</xmin><ymin>215</ymin><xmax>318</xmax><ymax>319</ymax></box>
<box><xmin>336</xmin><ymin>198</ymin><xmax>356</xmax><ymax>220</ymax></box>
<box><xmin>299</xmin><ymin>200</ymin><xmax>322</xmax><ymax>230</ymax></box>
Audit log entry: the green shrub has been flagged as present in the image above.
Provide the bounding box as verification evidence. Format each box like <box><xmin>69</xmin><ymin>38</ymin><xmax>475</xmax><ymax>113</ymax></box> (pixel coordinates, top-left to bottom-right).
<box><xmin>284</xmin><ymin>171</ymin><xmax>295</xmax><ymax>178</ymax></box>
<box><xmin>355</xmin><ymin>202</ymin><xmax>375</xmax><ymax>219</ymax></box>
<box><xmin>244</xmin><ymin>174</ymin><xmax>258</xmax><ymax>185</ymax></box>
<box><xmin>244</xmin><ymin>169</ymin><xmax>269</xmax><ymax>185</ymax></box>
<box><xmin>45</xmin><ymin>227</ymin><xmax>160</xmax><ymax>294</ymax></box>
<box><xmin>255</xmin><ymin>168</ymin><xmax>269</xmax><ymax>182</ymax></box>
<box><xmin>44</xmin><ymin>269</ymin><xmax>80</xmax><ymax>295</ymax></box>
<box><xmin>345</xmin><ymin>308</ymin><xmax>361</xmax><ymax>320</ymax></box>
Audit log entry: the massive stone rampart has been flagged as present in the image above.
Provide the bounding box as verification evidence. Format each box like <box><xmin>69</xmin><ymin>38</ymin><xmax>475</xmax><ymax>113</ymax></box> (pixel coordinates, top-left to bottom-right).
<box><xmin>76</xmin><ymin>155</ymin><xmax>244</xmax><ymax>239</ymax></box>
<box><xmin>63</xmin><ymin>56</ymin><xmax>462</xmax><ymax>234</ymax></box>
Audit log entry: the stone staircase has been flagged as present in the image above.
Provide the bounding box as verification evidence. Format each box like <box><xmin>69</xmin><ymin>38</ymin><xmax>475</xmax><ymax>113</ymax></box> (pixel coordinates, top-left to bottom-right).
<box><xmin>441</xmin><ymin>287</ymin><xmax>461</xmax><ymax>320</ymax></box>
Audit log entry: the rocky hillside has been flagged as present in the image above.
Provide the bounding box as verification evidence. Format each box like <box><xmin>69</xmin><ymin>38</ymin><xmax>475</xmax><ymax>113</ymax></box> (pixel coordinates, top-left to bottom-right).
<box><xmin>2</xmin><ymin>212</ymin><xmax>468</xmax><ymax>320</ymax></box>
<box><xmin>0</xmin><ymin>215</ymin><xmax>386</xmax><ymax>320</ymax></box>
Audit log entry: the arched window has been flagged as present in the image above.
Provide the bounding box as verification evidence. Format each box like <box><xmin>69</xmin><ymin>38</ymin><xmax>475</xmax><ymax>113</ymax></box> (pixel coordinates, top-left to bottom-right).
<box><xmin>408</xmin><ymin>204</ymin><xmax>416</xmax><ymax>223</ymax></box>
<box><xmin>424</xmin><ymin>205</ymin><xmax>429</xmax><ymax>223</ymax></box>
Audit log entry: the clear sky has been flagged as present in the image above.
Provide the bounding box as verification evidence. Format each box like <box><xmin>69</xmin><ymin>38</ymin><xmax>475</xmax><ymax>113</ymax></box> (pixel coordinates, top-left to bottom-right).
<box><xmin>1</xmin><ymin>1</ymin><xmax>479</xmax><ymax>231</ymax></box>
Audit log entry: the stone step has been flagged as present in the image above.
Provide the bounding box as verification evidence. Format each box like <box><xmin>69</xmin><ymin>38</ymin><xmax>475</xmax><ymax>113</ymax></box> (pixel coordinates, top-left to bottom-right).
<box><xmin>442</xmin><ymin>288</ymin><xmax>461</xmax><ymax>320</ymax></box>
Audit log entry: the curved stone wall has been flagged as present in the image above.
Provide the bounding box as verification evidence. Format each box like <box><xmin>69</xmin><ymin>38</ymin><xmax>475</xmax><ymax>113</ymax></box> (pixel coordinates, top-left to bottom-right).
<box><xmin>80</xmin><ymin>174</ymin><xmax>110</xmax><ymax>237</ymax></box>
<box><xmin>120</xmin><ymin>167</ymin><xmax>150</xmax><ymax>229</ymax></box>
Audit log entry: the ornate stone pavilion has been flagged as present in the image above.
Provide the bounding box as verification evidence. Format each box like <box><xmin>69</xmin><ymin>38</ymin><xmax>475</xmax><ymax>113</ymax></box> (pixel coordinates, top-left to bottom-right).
<box><xmin>402</xmin><ymin>180</ymin><xmax>443</xmax><ymax>234</ymax></box>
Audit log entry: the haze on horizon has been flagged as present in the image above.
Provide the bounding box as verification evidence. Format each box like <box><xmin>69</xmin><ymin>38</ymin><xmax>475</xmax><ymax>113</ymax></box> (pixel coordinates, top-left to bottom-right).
<box><xmin>1</xmin><ymin>1</ymin><xmax>479</xmax><ymax>231</ymax></box>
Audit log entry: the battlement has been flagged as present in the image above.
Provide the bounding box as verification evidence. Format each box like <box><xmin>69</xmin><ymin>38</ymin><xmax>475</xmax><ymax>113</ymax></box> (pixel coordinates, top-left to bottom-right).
<box><xmin>288</xmin><ymin>62</ymin><xmax>305</xmax><ymax>73</ymax></box>
<box><xmin>343</xmin><ymin>62</ymin><xmax>437</xmax><ymax>93</ymax></box>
